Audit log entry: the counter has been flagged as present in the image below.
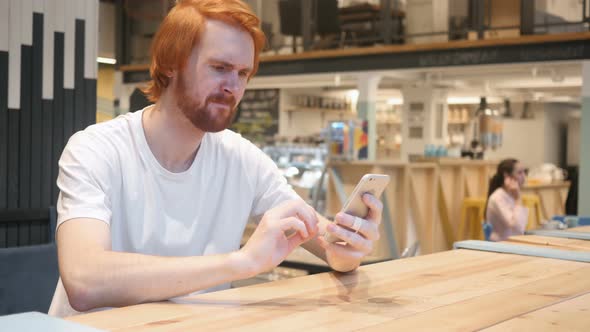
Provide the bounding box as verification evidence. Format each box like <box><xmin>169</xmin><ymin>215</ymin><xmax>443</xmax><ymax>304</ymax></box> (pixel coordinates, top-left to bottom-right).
<box><xmin>326</xmin><ymin>159</ymin><xmax>570</xmax><ymax>256</ymax></box>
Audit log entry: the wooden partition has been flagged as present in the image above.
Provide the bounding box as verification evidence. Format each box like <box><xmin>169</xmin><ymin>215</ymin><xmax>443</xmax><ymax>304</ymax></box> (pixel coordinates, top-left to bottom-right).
<box><xmin>522</xmin><ymin>182</ymin><xmax>570</xmax><ymax>221</ymax></box>
<box><xmin>327</xmin><ymin>161</ymin><xmax>440</xmax><ymax>258</ymax></box>
<box><xmin>436</xmin><ymin>160</ymin><xmax>498</xmax><ymax>244</ymax></box>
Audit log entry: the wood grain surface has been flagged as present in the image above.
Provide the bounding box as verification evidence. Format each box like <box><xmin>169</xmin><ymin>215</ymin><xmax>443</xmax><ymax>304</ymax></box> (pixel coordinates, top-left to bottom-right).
<box><xmin>482</xmin><ymin>292</ymin><xmax>590</xmax><ymax>331</ymax></box>
<box><xmin>67</xmin><ymin>249</ymin><xmax>590</xmax><ymax>331</ymax></box>
<box><xmin>504</xmin><ymin>235</ymin><xmax>590</xmax><ymax>252</ymax></box>
<box><xmin>569</xmin><ymin>226</ymin><xmax>590</xmax><ymax>233</ymax></box>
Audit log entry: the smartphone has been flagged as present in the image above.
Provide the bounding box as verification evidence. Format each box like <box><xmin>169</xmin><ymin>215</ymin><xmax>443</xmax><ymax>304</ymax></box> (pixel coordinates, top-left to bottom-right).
<box><xmin>324</xmin><ymin>174</ymin><xmax>390</xmax><ymax>243</ymax></box>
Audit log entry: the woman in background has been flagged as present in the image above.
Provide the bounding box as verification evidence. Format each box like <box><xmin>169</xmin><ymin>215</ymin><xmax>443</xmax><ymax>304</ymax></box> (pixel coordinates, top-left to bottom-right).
<box><xmin>485</xmin><ymin>159</ymin><xmax>529</xmax><ymax>241</ymax></box>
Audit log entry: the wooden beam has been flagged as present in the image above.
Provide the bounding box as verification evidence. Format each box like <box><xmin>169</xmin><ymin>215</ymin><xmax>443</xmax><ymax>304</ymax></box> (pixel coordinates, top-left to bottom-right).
<box><xmin>260</xmin><ymin>32</ymin><xmax>590</xmax><ymax>63</ymax></box>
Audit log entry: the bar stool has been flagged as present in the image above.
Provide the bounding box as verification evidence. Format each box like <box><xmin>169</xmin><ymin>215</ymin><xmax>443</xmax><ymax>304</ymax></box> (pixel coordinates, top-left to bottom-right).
<box><xmin>521</xmin><ymin>194</ymin><xmax>543</xmax><ymax>230</ymax></box>
<box><xmin>458</xmin><ymin>197</ymin><xmax>486</xmax><ymax>240</ymax></box>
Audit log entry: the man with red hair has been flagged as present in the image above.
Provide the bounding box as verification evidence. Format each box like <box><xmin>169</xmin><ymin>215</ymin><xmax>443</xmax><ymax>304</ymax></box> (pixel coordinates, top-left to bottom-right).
<box><xmin>50</xmin><ymin>0</ymin><xmax>383</xmax><ymax>317</ymax></box>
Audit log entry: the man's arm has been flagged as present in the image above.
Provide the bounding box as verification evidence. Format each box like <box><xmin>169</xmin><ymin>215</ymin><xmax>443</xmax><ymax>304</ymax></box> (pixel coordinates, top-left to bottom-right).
<box><xmin>58</xmin><ymin>200</ymin><xmax>318</xmax><ymax>312</ymax></box>
<box><xmin>57</xmin><ymin>218</ymin><xmax>254</xmax><ymax>311</ymax></box>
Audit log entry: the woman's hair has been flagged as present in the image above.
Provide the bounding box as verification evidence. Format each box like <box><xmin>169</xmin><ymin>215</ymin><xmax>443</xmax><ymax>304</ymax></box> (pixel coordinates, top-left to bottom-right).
<box><xmin>142</xmin><ymin>0</ymin><xmax>266</xmax><ymax>102</ymax></box>
<box><xmin>485</xmin><ymin>158</ymin><xmax>519</xmax><ymax>218</ymax></box>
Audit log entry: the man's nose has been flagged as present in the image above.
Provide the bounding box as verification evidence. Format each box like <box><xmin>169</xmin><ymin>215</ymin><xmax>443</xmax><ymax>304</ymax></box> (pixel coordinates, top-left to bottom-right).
<box><xmin>222</xmin><ymin>71</ymin><xmax>240</xmax><ymax>95</ymax></box>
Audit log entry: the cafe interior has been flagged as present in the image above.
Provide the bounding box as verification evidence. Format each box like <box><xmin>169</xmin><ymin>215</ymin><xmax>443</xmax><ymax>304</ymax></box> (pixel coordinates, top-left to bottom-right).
<box><xmin>1</xmin><ymin>0</ymin><xmax>590</xmax><ymax>330</ymax></box>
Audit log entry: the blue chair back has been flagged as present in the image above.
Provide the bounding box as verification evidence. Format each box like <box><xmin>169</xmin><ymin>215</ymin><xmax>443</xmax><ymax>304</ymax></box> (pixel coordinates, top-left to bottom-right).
<box><xmin>0</xmin><ymin>243</ymin><xmax>59</xmax><ymax>315</ymax></box>
<box><xmin>483</xmin><ymin>222</ymin><xmax>493</xmax><ymax>241</ymax></box>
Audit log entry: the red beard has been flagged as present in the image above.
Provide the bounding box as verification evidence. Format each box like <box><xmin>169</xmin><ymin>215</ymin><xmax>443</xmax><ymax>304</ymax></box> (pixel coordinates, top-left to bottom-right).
<box><xmin>174</xmin><ymin>72</ymin><xmax>237</xmax><ymax>133</ymax></box>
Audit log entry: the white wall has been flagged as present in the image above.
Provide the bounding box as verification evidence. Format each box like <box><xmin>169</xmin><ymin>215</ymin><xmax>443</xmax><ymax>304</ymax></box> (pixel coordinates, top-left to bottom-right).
<box><xmin>405</xmin><ymin>0</ymin><xmax>449</xmax><ymax>43</ymax></box>
<box><xmin>543</xmin><ymin>103</ymin><xmax>578</xmax><ymax>166</ymax></box>
<box><xmin>485</xmin><ymin>102</ymin><xmax>578</xmax><ymax>168</ymax></box>
<box><xmin>567</xmin><ymin>115</ymin><xmax>580</xmax><ymax>165</ymax></box>
<box><xmin>537</xmin><ymin>0</ymin><xmax>584</xmax><ymax>22</ymax></box>
<box><xmin>485</xmin><ymin>105</ymin><xmax>545</xmax><ymax>168</ymax></box>
<box><xmin>98</xmin><ymin>1</ymin><xmax>115</xmax><ymax>59</ymax></box>
<box><xmin>448</xmin><ymin>0</ymin><xmax>468</xmax><ymax>17</ymax></box>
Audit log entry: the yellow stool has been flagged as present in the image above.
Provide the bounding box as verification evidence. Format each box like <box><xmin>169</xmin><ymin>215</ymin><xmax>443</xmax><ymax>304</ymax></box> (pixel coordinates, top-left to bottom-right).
<box><xmin>458</xmin><ymin>197</ymin><xmax>486</xmax><ymax>240</ymax></box>
<box><xmin>522</xmin><ymin>194</ymin><xmax>543</xmax><ymax>230</ymax></box>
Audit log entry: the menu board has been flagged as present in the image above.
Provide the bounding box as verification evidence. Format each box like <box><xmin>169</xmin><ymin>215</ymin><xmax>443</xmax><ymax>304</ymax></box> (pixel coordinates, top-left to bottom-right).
<box><xmin>231</xmin><ymin>89</ymin><xmax>279</xmax><ymax>143</ymax></box>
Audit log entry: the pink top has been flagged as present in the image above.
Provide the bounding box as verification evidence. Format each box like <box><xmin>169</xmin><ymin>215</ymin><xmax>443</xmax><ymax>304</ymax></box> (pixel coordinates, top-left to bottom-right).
<box><xmin>486</xmin><ymin>188</ymin><xmax>529</xmax><ymax>241</ymax></box>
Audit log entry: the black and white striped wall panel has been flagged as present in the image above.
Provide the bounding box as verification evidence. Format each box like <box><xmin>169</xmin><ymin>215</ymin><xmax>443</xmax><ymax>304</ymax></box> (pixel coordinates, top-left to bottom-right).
<box><xmin>0</xmin><ymin>0</ymin><xmax>98</xmax><ymax>209</ymax></box>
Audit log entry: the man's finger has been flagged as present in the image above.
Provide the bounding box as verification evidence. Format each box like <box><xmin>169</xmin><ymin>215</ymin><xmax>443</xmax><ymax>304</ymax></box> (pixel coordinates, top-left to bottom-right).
<box><xmin>280</xmin><ymin>216</ymin><xmax>309</xmax><ymax>239</ymax></box>
<box><xmin>281</xmin><ymin>200</ymin><xmax>319</xmax><ymax>235</ymax></box>
<box><xmin>362</xmin><ymin>194</ymin><xmax>383</xmax><ymax>224</ymax></box>
<box><xmin>277</xmin><ymin>201</ymin><xmax>318</xmax><ymax>226</ymax></box>
<box><xmin>287</xmin><ymin>232</ymin><xmax>306</xmax><ymax>252</ymax></box>
<box><xmin>325</xmin><ymin>223</ymin><xmax>372</xmax><ymax>254</ymax></box>
<box><xmin>318</xmin><ymin>237</ymin><xmax>365</xmax><ymax>260</ymax></box>
<box><xmin>334</xmin><ymin>213</ymin><xmax>379</xmax><ymax>241</ymax></box>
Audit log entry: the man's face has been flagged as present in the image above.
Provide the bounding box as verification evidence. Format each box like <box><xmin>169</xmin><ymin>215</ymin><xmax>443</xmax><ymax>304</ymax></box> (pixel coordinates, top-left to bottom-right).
<box><xmin>173</xmin><ymin>19</ymin><xmax>254</xmax><ymax>132</ymax></box>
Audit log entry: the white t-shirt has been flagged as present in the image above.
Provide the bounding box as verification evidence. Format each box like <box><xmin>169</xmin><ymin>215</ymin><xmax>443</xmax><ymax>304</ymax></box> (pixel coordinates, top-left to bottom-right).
<box><xmin>48</xmin><ymin>107</ymin><xmax>298</xmax><ymax>317</ymax></box>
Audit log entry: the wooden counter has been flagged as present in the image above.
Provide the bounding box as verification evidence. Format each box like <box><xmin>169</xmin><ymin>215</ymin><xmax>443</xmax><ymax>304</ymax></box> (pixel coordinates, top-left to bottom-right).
<box><xmin>326</xmin><ymin>160</ymin><xmax>571</xmax><ymax>256</ymax></box>
<box><xmin>522</xmin><ymin>182</ymin><xmax>571</xmax><ymax>222</ymax></box>
<box><xmin>435</xmin><ymin>159</ymin><xmax>497</xmax><ymax>246</ymax></box>
<box><xmin>67</xmin><ymin>249</ymin><xmax>590</xmax><ymax>331</ymax></box>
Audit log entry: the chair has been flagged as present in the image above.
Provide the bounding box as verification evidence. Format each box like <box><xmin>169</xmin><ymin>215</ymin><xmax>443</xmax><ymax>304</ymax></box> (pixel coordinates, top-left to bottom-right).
<box><xmin>129</xmin><ymin>88</ymin><xmax>151</xmax><ymax>114</ymax></box>
<box><xmin>0</xmin><ymin>243</ymin><xmax>59</xmax><ymax>315</ymax></box>
<box><xmin>483</xmin><ymin>222</ymin><xmax>493</xmax><ymax>241</ymax></box>
<box><xmin>0</xmin><ymin>207</ymin><xmax>57</xmax><ymax>248</ymax></box>
<box><xmin>521</xmin><ymin>194</ymin><xmax>543</xmax><ymax>230</ymax></box>
<box><xmin>314</xmin><ymin>0</ymin><xmax>345</xmax><ymax>49</ymax></box>
<box><xmin>458</xmin><ymin>197</ymin><xmax>486</xmax><ymax>240</ymax></box>
<box><xmin>279</xmin><ymin>0</ymin><xmax>344</xmax><ymax>52</ymax></box>
<box><xmin>278</xmin><ymin>0</ymin><xmax>302</xmax><ymax>53</ymax></box>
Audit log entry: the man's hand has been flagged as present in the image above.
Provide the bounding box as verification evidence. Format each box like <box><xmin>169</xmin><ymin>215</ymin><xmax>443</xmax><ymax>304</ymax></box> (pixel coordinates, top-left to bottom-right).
<box><xmin>240</xmin><ymin>200</ymin><xmax>319</xmax><ymax>274</ymax></box>
<box><xmin>318</xmin><ymin>193</ymin><xmax>383</xmax><ymax>272</ymax></box>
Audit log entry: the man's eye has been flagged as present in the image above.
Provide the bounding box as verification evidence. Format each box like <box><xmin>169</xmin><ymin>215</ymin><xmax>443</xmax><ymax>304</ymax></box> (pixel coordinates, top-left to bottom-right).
<box><xmin>213</xmin><ymin>65</ymin><xmax>226</xmax><ymax>71</ymax></box>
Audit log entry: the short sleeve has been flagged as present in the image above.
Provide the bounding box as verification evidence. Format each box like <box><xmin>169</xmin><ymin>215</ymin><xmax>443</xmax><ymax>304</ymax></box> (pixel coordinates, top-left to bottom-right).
<box><xmin>56</xmin><ymin>131</ymin><xmax>116</xmax><ymax>229</ymax></box>
<box><xmin>247</xmin><ymin>145</ymin><xmax>300</xmax><ymax>221</ymax></box>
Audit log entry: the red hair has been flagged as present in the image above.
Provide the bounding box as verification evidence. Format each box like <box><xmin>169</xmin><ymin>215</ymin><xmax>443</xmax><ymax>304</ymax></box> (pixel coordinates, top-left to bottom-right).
<box><xmin>142</xmin><ymin>0</ymin><xmax>265</xmax><ymax>102</ymax></box>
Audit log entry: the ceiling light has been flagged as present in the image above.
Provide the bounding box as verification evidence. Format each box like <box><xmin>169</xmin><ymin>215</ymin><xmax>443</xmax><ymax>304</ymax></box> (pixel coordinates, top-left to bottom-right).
<box><xmin>387</xmin><ymin>98</ymin><xmax>403</xmax><ymax>105</ymax></box>
<box><xmin>97</xmin><ymin>57</ymin><xmax>117</xmax><ymax>65</ymax></box>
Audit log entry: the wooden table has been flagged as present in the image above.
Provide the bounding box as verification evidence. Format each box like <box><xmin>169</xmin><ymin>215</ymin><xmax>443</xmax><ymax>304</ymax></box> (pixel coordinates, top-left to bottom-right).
<box><xmin>482</xmin><ymin>292</ymin><xmax>590</xmax><ymax>331</ymax></box>
<box><xmin>570</xmin><ymin>226</ymin><xmax>590</xmax><ymax>233</ymax></box>
<box><xmin>68</xmin><ymin>249</ymin><xmax>590</xmax><ymax>331</ymax></box>
<box><xmin>504</xmin><ymin>235</ymin><xmax>590</xmax><ymax>252</ymax></box>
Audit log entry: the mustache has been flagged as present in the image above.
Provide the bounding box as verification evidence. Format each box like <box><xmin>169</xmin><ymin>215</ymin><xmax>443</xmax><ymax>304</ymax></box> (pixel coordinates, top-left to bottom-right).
<box><xmin>206</xmin><ymin>93</ymin><xmax>236</xmax><ymax>109</ymax></box>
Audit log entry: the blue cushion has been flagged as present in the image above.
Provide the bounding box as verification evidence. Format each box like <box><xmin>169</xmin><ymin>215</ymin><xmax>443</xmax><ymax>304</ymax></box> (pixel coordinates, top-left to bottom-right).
<box><xmin>483</xmin><ymin>223</ymin><xmax>493</xmax><ymax>241</ymax></box>
<box><xmin>0</xmin><ymin>244</ymin><xmax>59</xmax><ymax>315</ymax></box>
<box><xmin>551</xmin><ymin>215</ymin><xmax>590</xmax><ymax>226</ymax></box>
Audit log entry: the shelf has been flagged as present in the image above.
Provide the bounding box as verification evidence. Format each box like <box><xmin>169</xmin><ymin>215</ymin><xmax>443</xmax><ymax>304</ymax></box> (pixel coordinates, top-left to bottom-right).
<box><xmin>288</xmin><ymin>107</ymin><xmax>350</xmax><ymax>113</ymax></box>
<box><xmin>377</xmin><ymin>145</ymin><xmax>401</xmax><ymax>151</ymax></box>
<box><xmin>378</xmin><ymin>121</ymin><xmax>468</xmax><ymax>125</ymax></box>
<box><xmin>377</xmin><ymin>120</ymin><xmax>402</xmax><ymax>125</ymax></box>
